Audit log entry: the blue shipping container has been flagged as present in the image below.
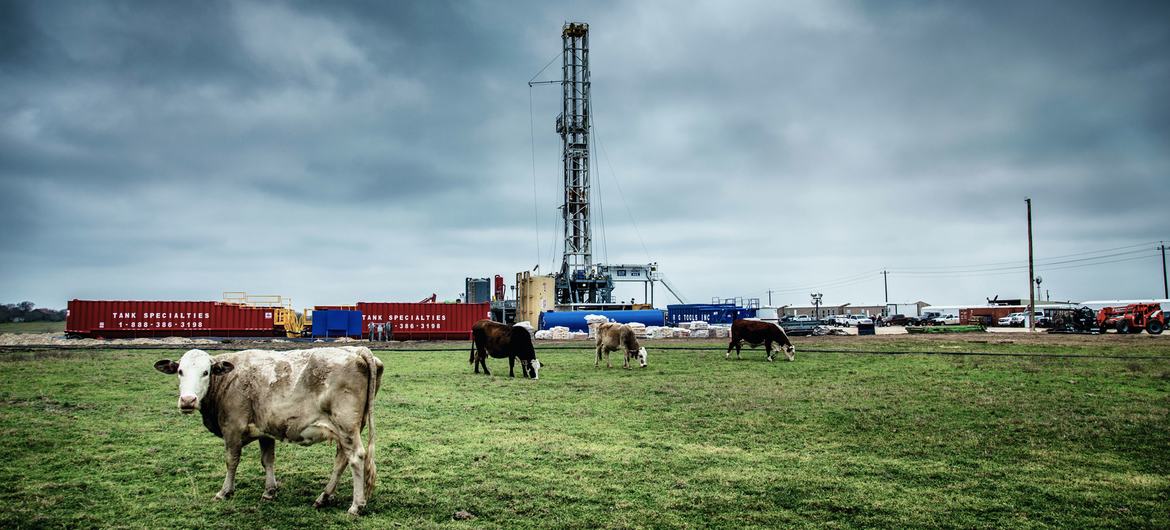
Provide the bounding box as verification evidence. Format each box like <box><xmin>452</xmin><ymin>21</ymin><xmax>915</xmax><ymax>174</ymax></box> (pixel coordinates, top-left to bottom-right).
<box><xmin>312</xmin><ymin>310</ymin><xmax>364</xmax><ymax>338</ymax></box>
<box><xmin>539</xmin><ymin>310</ymin><xmax>666</xmax><ymax>332</ymax></box>
<box><xmin>666</xmin><ymin>304</ymin><xmax>757</xmax><ymax>326</ymax></box>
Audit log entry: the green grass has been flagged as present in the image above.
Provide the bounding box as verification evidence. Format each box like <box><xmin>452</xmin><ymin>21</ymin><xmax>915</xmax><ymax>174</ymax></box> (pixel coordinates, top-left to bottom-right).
<box><xmin>0</xmin><ymin>321</ymin><xmax>65</xmax><ymax>334</ymax></box>
<box><xmin>0</xmin><ymin>338</ymin><xmax>1167</xmax><ymax>529</ymax></box>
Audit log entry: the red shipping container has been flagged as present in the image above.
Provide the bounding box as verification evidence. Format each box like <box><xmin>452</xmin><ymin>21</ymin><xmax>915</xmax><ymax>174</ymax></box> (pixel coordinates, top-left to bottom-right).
<box><xmin>357</xmin><ymin>302</ymin><xmax>490</xmax><ymax>340</ymax></box>
<box><xmin>66</xmin><ymin>300</ymin><xmax>277</xmax><ymax>339</ymax></box>
<box><xmin>960</xmin><ymin>306</ymin><xmax>1024</xmax><ymax>326</ymax></box>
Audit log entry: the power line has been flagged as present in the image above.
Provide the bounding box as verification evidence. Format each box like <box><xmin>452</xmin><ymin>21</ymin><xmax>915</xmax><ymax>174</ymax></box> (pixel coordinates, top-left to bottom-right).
<box><xmin>889</xmin><ymin>241</ymin><xmax>1160</xmax><ymax>272</ymax></box>
<box><xmin>891</xmin><ymin>248</ymin><xmax>1158</xmax><ymax>275</ymax></box>
<box><xmin>765</xmin><ymin>270</ymin><xmax>885</xmax><ymax>295</ymax></box>
<box><xmin>893</xmin><ymin>253</ymin><xmax>1158</xmax><ymax>278</ymax></box>
<box><xmin>762</xmin><ymin>241</ymin><xmax>1164</xmax><ymax>299</ymax></box>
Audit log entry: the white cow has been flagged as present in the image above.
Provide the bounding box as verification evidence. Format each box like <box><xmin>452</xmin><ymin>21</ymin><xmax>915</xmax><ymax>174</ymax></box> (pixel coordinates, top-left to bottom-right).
<box><xmin>154</xmin><ymin>346</ymin><xmax>383</xmax><ymax>515</ymax></box>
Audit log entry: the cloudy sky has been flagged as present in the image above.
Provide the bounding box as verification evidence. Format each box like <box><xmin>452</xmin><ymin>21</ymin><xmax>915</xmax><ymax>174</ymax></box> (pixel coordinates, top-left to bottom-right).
<box><xmin>2</xmin><ymin>0</ymin><xmax>1167</xmax><ymax>310</ymax></box>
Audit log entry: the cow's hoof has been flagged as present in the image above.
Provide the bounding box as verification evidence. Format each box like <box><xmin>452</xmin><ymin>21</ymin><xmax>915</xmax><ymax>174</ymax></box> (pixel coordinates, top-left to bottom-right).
<box><xmin>214</xmin><ymin>490</ymin><xmax>233</xmax><ymax>501</ymax></box>
<box><xmin>262</xmin><ymin>488</ymin><xmax>278</xmax><ymax>501</ymax></box>
<box><xmin>347</xmin><ymin>504</ymin><xmax>363</xmax><ymax>516</ymax></box>
<box><xmin>313</xmin><ymin>493</ymin><xmax>334</xmax><ymax>509</ymax></box>
<box><xmin>767</xmin><ymin>357</ymin><xmax>774</xmax><ymax>362</ymax></box>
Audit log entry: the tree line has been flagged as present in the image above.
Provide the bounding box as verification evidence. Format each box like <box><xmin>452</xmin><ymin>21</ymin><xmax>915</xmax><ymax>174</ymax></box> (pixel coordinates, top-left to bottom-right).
<box><xmin>1</xmin><ymin>302</ymin><xmax>67</xmax><ymax>323</ymax></box>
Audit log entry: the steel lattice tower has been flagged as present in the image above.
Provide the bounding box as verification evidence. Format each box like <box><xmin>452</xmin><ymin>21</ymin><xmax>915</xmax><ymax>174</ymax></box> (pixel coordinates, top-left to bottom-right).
<box><xmin>560</xmin><ymin>23</ymin><xmax>591</xmax><ymax>278</ymax></box>
<box><xmin>554</xmin><ymin>22</ymin><xmax>612</xmax><ymax>305</ymax></box>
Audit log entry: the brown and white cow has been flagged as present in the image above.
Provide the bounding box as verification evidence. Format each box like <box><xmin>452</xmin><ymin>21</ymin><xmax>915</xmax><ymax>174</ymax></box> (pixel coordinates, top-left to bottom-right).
<box><xmin>594</xmin><ymin>322</ymin><xmax>648</xmax><ymax>369</ymax></box>
<box><xmin>727</xmin><ymin>319</ymin><xmax>796</xmax><ymax>362</ymax></box>
<box><xmin>470</xmin><ymin>319</ymin><xmax>541</xmax><ymax>378</ymax></box>
<box><xmin>154</xmin><ymin>346</ymin><xmax>383</xmax><ymax>516</ymax></box>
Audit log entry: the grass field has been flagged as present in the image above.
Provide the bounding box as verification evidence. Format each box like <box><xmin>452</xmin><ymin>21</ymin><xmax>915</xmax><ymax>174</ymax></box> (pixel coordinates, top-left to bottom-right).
<box><xmin>0</xmin><ymin>321</ymin><xmax>65</xmax><ymax>334</ymax></box>
<box><xmin>1</xmin><ymin>336</ymin><xmax>1167</xmax><ymax>528</ymax></box>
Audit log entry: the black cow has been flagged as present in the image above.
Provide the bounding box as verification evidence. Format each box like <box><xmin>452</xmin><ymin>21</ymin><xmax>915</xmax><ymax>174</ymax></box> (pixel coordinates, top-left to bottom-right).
<box><xmin>470</xmin><ymin>319</ymin><xmax>541</xmax><ymax>378</ymax></box>
<box><xmin>727</xmin><ymin>319</ymin><xmax>796</xmax><ymax>362</ymax></box>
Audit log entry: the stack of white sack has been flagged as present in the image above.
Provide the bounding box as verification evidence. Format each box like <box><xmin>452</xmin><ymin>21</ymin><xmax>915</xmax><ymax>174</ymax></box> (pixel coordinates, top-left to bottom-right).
<box><xmin>689</xmin><ymin>329</ymin><xmax>710</xmax><ymax>338</ymax></box>
<box><xmin>570</xmin><ymin>331</ymin><xmax>590</xmax><ymax>340</ymax></box>
<box><xmin>534</xmin><ymin>330</ymin><xmax>553</xmax><ymax>340</ymax></box>
<box><xmin>514</xmin><ymin>321</ymin><xmax>536</xmax><ymax>333</ymax></box>
<box><xmin>584</xmin><ymin>314</ymin><xmax>609</xmax><ymax>338</ymax></box>
<box><xmin>550</xmin><ymin>326</ymin><xmax>572</xmax><ymax>340</ymax></box>
<box><xmin>644</xmin><ymin>326</ymin><xmax>672</xmax><ymax>339</ymax></box>
<box><xmin>688</xmin><ymin>321</ymin><xmax>710</xmax><ymax>330</ymax></box>
<box><xmin>711</xmin><ymin>326</ymin><xmax>730</xmax><ymax>338</ymax></box>
<box><xmin>626</xmin><ymin>322</ymin><xmax>648</xmax><ymax>338</ymax></box>
<box><xmin>672</xmin><ymin>328</ymin><xmax>691</xmax><ymax>338</ymax></box>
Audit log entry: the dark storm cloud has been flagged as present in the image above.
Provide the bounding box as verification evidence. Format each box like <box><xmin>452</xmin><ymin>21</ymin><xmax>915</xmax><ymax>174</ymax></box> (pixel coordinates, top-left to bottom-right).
<box><xmin>1</xmin><ymin>0</ymin><xmax>1167</xmax><ymax>308</ymax></box>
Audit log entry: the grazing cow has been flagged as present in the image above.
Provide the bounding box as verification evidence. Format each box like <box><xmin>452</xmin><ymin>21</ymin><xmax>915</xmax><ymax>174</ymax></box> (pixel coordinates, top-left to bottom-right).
<box><xmin>727</xmin><ymin>319</ymin><xmax>796</xmax><ymax>361</ymax></box>
<box><xmin>470</xmin><ymin>319</ymin><xmax>541</xmax><ymax>379</ymax></box>
<box><xmin>153</xmin><ymin>346</ymin><xmax>383</xmax><ymax>516</ymax></box>
<box><xmin>594</xmin><ymin>322</ymin><xmax>648</xmax><ymax>369</ymax></box>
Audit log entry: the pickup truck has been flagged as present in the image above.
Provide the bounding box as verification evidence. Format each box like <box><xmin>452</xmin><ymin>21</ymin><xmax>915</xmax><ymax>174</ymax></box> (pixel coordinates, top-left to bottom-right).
<box><xmin>998</xmin><ymin>312</ymin><xmax>1022</xmax><ymax>326</ymax></box>
<box><xmin>782</xmin><ymin>315</ymin><xmax>817</xmax><ymax>323</ymax></box>
<box><xmin>882</xmin><ymin>314</ymin><xmax>912</xmax><ymax>326</ymax></box>
<box><xmin>910</xmin><ymin>312</ymin><xmax>941</xmax><ymax>326</ymax></box>
<box><xmin>931</xmin><ymin>314</ymin><xmax>960</xmax><ymax>325</ymax></box>
<box><xmin>845</xmin><ymin>315</ymin><xmax>873</xmax><ymax>326</ymax></box>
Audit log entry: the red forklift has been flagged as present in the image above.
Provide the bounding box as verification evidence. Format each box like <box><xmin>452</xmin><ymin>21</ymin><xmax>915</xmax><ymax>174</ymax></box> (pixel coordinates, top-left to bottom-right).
<box><xmin>1097</xmin><ymin>303</ymin><xmax>1165</xmax><ymax>335</ymax></box>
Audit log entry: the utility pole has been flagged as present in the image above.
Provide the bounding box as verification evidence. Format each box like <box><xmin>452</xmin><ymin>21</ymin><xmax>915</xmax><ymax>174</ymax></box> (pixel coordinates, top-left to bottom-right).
<box><xmin>767</xmin><ymin>290</ymin><xmax>773</xmax><ymax>306</ymax></box>
<box><xmin>1161</xmin><ymin>242</ymin><xmax>1167</xmax><ymax>299</ymax></box>
<box><xmin>811</xmin><ymin>292</ymin><xmax>823</xmax><ymax>319</ymax></box>
<box><xmin>882</xmin><ymin>270</ymin><xmax>889</xmax><ymax>305</ymax></box>
<box><xmin>1026</xmin><ymin>198</ymin><xmax>1035</xmax><ymax>332</ymax></box>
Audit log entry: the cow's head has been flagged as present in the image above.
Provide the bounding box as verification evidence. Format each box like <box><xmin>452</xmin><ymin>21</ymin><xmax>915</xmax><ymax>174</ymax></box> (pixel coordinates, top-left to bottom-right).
<box><xmin>154</xmin><ymin>349</ymin><xmax>234</xmax><ymax>414</ymax></box>
<box><xmin>631</xmin><ymin>346</ymin><xmax>648</xmax><ymax>368</ymax></box>
<box><xmin>783</xmin><ymin>344</ymin><xmax>796</xmax><ymax>362</ymax></box>
<box><xmin>510</xmin><ymin>325</ymin><xmax>541</xmax><ymax>379</ymax></box>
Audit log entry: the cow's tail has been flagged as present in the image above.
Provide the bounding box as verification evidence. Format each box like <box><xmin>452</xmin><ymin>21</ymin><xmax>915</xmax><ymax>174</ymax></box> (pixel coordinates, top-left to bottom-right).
<box><xmin>359</xmin><ymin>348</ymin><xmax>380</xmax><ymax>496</ymax></box>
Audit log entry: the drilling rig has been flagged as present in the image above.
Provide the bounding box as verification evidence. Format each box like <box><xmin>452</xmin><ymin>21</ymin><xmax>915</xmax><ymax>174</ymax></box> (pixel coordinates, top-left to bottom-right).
<box><xmin>531</xmin><ymin>22</ymin><xmax>687</xmax><ymax>310</ymax></box>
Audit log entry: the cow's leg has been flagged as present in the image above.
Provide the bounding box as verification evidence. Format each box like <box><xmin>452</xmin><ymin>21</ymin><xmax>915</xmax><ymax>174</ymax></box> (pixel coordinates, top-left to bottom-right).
<box><xmin>726</xmin><ymin>339</ymin><xmax>735</xmax><ymax>359</ymax></box>
<box><xmin>606</xmin><ymin>349</ymin><xmax>612</xmax><ymax>368</ymax></box>
<box><xmin>595</xmin><ymin>345</ymin><xmax>602</xmax><ymax>368</ymax></box>
<box><xmin>259</xmin><ymin>437</ymin><xmax>278</xmax><ymax>500</ymax></box>
<box><xmin>765</xmin><ymin>340</ymin><xmax>774</xmax><ymax>362</ymax></box>
<box><xmin>508</xmin><ymin>355</ymin><xmax>516</xmax><ymax>377</ymax></box>
<box><xmin>470</xmin><ymin>345</ymin><xmax>478</xmax><ymax>373</ymax></box>
<box><xmin>341</xmin><ymin>431</ymin><xmax>369</xmax><ymax>516</ymax></box>
<box><xmin>624</xmin><ymin>350</ymin><xmax>631</xmax><ymax>369</ymax></box>
<box><xmin>479</xmin><ymin>355</ymin><xmax>491</xmax><ymax>376</ymax></box>
<box><xmin>314</xmin><ymin>444</ymin><xmax>349</xmax><ymax>509</ymax></box>
<box><xmin>215</xmin><ymin>437</ymin><xmax>242</xmax><ymax>500</ymax></box>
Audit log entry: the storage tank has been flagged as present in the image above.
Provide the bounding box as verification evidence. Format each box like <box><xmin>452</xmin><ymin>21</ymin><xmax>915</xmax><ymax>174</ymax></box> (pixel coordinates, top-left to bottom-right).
<box><xmin>465</xmin><ymin>278</ymin><xmax>491</xmax><ymax>304</ymax></box>
<box><xmin>515</xmin><ymin>272</ymin><xmax>556</xmax><ymax>325</ymax></box>
<box><xmin>539</xmin><ymin>310</ymin><xmax>666</xmax><ymax>332</ymax></box>
<box><xmin>66</xmin><ymin>299</ymin><xmax>278</xmax><ymax>338</ymax></box>
<box><xmin>356</xmin><ymin>302</ymin><xmax>489</xmax><ymax>340</ymax></box>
